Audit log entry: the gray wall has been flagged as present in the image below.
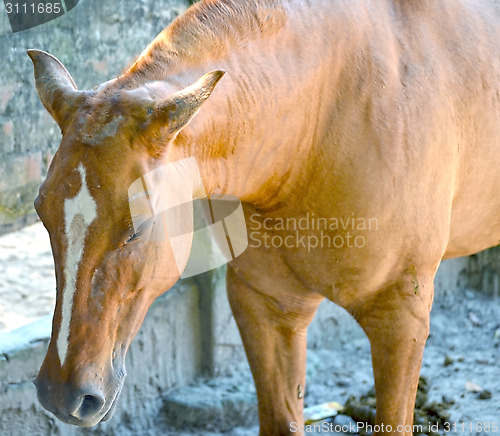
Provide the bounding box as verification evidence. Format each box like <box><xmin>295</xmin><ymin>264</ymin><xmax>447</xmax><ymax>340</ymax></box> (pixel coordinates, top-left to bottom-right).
<box><xmin>0</xmin><ymin>0</ymin><xmax>188</xmax><ymax>234</ymax></box>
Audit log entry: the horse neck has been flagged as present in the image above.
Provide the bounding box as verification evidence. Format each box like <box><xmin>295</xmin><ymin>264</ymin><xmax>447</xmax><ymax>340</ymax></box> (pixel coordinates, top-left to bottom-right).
<box><xmin>122</xmin><ymin>0</ymin><xmax>336</xmax><ymax>210</ymax></box>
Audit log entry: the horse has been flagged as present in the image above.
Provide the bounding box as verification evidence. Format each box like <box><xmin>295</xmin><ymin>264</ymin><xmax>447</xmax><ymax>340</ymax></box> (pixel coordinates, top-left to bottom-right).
<box><xmin>28</xmin><ymin>0</ymin><xmax>500</xmax><ymax>433</ymax></box>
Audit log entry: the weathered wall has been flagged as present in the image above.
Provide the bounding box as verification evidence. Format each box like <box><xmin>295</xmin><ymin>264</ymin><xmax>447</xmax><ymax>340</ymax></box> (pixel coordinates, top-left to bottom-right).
<box><xmin>0</xmin><ymin>0</ymin><xmax>189</xmax><ymax>234</ymax></box>
<box><xmin>466</xmin><ymin>249</ymin><xmax>500</xmax><ymax>298</ymax></box>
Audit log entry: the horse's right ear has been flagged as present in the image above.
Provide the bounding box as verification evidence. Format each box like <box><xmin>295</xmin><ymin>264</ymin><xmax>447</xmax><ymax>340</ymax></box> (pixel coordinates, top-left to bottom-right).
<box><xmin>154</xmin><ymin>70</ymin><xmax>226</xmax><ymax>140</ymax></box>
<box><xmin>27</xmin><ymin>49</ymin><xmax>82</xmax><ymax>132</ymax></box>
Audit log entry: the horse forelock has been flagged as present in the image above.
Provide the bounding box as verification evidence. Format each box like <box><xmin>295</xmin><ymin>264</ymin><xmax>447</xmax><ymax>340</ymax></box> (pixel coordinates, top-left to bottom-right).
<box><xmin>79</xmin><ymin>113</ymin><xmax>126</xmax><ymax>146</ymax></box>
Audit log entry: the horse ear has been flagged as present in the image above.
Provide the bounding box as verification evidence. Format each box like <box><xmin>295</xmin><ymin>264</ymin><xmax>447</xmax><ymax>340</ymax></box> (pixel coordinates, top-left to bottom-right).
<box><xmin>153</xmin><ymin>70</ymin><xmax>225</xmax><ymax>140</ymax></box>
<box><xmin>27</xmin><ymin>49</ymin><xmax>82</xmax><ymax>132</ymax></box>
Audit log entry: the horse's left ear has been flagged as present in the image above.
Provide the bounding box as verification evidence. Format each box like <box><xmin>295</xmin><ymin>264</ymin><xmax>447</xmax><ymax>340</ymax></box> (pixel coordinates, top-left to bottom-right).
<box><xmin>151</xmin><ymin>70</ymin><xmax>225</xmax><ymax>141</ymax></box>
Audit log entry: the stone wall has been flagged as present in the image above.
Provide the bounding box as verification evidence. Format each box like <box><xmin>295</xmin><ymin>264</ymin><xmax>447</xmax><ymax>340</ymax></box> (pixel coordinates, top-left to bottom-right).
<box><xmin>0</xmin><ymin>0</ymin><xmax>189</xmax><ymax>234</ymax></box>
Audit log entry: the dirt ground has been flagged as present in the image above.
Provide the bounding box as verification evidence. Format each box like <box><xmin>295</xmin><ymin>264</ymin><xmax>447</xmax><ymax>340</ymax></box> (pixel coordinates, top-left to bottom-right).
<box><xmin>0</xmin><ymin>223</ymin><xmax>499</xmax><ymax>435</ymax></box>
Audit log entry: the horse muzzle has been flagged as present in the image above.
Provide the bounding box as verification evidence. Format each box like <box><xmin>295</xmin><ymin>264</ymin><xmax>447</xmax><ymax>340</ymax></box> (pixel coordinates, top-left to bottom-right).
<box><xmin>34</xmin><ymin>369</ymin><xmax>125</xmax><ymax>427</ymax></box>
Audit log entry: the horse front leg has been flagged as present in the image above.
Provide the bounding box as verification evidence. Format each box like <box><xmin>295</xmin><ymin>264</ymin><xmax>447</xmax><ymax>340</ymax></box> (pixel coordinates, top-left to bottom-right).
<box><xmin>226</xmin><ymin>265</ymin><xmax>323</xmax><ymax>436</ymax></box>
<box><xmin>349</xmin><ymin>273</ymin><xmax>434</xmax><ymax>435</ymax></box>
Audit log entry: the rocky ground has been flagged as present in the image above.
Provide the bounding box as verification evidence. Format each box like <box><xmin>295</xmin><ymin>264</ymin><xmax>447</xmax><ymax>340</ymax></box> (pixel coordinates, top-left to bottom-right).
<box><xmin>0</xmin><ymin>223</ymin><xmax>499</xmax><ymax>435</ymax></box>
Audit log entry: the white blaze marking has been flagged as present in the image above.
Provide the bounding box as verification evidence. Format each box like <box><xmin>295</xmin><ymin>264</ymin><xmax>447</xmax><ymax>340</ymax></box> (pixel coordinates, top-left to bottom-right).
<box><xmin>57</xmin><ymin>164</ymin><xmax>97</xmax><ymax>365</ymax></box>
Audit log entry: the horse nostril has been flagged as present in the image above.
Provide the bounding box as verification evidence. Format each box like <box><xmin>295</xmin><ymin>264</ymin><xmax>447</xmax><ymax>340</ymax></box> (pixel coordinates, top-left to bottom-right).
<box><xmin>70</xmin><ymin>393</ymin><xmax>106</xmax><ymax>420</ymax></box>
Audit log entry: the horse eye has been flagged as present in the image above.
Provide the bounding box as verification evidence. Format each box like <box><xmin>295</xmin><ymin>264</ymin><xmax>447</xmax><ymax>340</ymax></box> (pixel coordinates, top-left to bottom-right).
<box><xmin>125</xmin><ymin>232</ymin><xmax>141</xmax><ymax>244</ymax></box>
<box><xmin>124</xmin><ymin>218</ymin><xmax>152</xmax><ymax>245</ymax></box>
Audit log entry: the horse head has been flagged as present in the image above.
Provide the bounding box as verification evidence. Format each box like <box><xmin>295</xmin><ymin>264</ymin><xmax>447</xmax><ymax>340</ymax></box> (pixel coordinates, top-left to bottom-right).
<box><xmin>28</xmin><ymin>49</ymin><xmax>223</xmax><ymax>426</ymax></box>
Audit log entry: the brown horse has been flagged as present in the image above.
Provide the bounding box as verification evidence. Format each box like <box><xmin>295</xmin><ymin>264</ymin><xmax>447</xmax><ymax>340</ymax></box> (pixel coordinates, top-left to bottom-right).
<box><xmin>28</xmin><ymin>0</ymin><xmax>499</xmax><ymax>433</ymax></box>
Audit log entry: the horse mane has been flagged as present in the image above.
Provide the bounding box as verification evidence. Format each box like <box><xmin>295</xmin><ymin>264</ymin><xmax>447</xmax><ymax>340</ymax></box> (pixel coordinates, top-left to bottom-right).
<box><xmin>123</xmin><ymin>0</ymin><xmax>287</xmax><ymax>80</ymax></box>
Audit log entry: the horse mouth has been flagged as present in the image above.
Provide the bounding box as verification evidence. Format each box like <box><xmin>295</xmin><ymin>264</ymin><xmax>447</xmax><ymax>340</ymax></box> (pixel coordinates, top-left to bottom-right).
<box><xmin>100</xmin><ymin>387</ymin><xmax>122</xmax><ymax>422</ymax></box>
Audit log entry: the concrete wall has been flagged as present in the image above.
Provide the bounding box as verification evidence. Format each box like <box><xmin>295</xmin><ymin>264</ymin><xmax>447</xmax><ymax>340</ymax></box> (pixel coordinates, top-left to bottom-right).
<box><xmin>0</xmin><ymin>0</ymin><xmax>189</xmax><ymax>234</ymax></box>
